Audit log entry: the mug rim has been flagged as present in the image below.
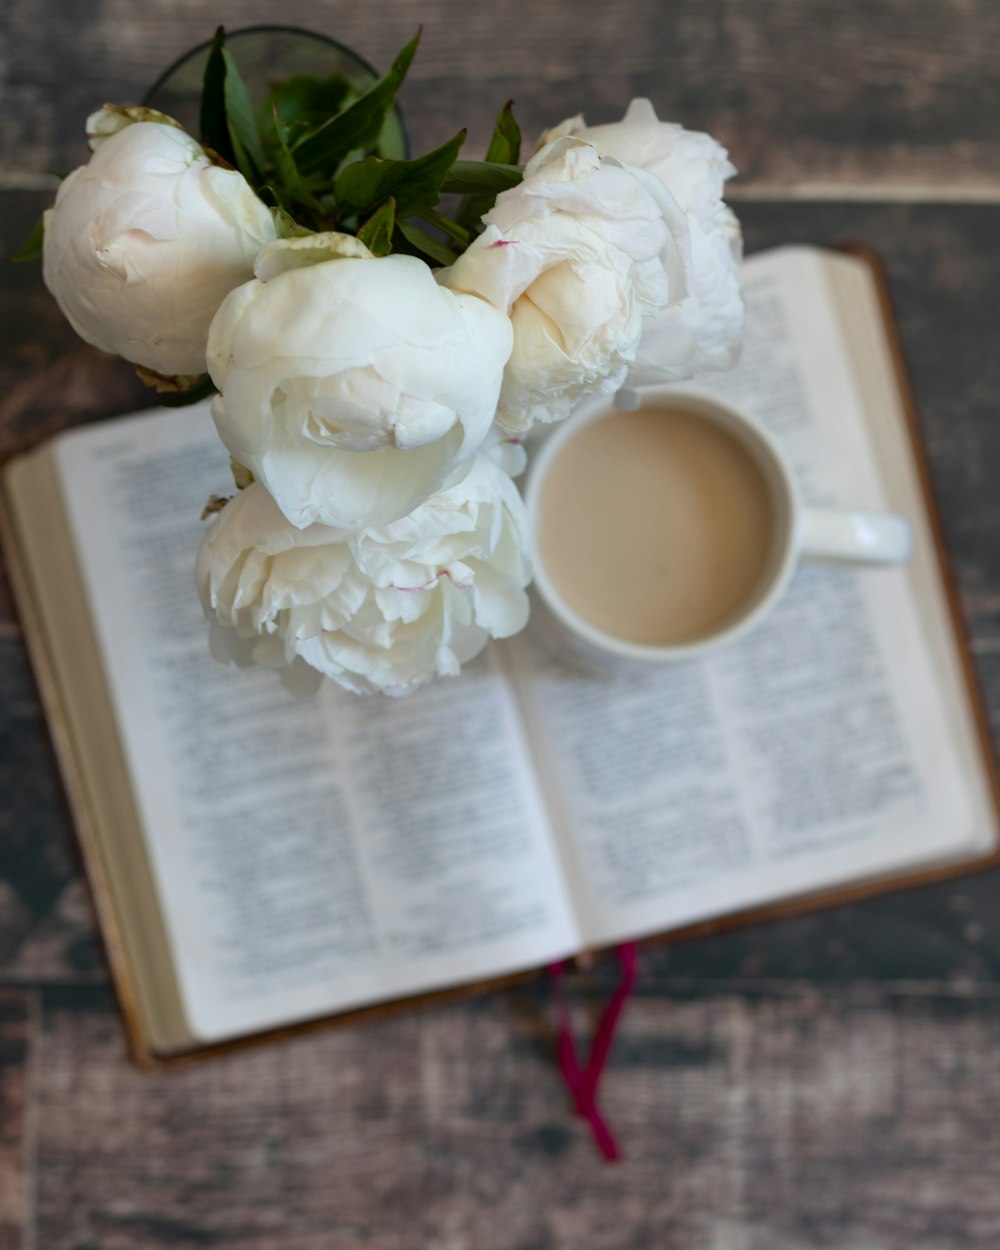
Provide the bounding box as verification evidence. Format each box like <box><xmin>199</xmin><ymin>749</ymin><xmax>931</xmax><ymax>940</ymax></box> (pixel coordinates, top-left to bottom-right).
<box><xmin>525</xmin><ymin>385</ymin><xmax>801</xmax><ymax>662</ymax></box>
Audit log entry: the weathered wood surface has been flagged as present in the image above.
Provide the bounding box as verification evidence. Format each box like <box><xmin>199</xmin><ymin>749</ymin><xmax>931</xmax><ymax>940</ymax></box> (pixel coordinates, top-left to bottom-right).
<box><xmin>2</xmin><ymin>0</ymin><xmax>1000</xmax><ymax>196</ymax></box>
<box><xmin>0</xmin><ymin>992</ymin><xmax>32</xmax><ymax>1250</ymax></box>
<box><xmin>16</xmin><ymin>984</ymin><xmax>1000</xmax><ymax>1250</ymax></box>
<box><xmin>3</xmin><ymin>1</ymin><xmax>1000</xmax><ymax>1244</ymax></box>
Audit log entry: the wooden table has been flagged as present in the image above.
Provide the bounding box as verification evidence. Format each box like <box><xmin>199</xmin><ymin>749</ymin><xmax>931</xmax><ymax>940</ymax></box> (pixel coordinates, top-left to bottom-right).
<box><xmin>2</xmin><ymin>3</ymin><xmax>999</xmax><ymax>1247</ymax></box>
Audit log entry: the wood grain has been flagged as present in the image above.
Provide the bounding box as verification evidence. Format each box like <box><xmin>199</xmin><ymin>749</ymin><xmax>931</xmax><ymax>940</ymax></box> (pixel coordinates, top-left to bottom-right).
<box><xmin>2</xmin><ymin>0</ymin><xmax>999</xmax><ymax>195</ymax></box>
<box><xmin>0</xmin><ymin>991</ymin><xmax>34</xmax><ymax>1250</ymax></box>
<box><xmin>27</xmin><ymin>984</ymin><xmax>1000</xmax><ymax>1250</ymax></box>
<box><xmin>0</xmin><ymin>638</ymin><xmax>103</xmax><ymax>983</ymax></box>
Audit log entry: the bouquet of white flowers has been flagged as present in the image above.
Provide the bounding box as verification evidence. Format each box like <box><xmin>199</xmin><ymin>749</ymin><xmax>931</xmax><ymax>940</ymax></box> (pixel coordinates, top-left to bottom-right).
<box><xmin>20</xmin><ymin>27</ymin><xmax>743</xmax><ymax>696</ymax></box>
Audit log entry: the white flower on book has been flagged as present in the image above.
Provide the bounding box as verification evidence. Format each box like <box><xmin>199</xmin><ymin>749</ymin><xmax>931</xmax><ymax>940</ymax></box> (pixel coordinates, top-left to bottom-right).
<box><xmin>539</xmin><ymin>99</ymin><xmax>743</xmax><ymax>386</ymax></box>
<box><xmin>207</xmin><ymin>234</ymin><xmax>514</xmax><ymax>532</ymax></box>
<box><xmin>42</xmin><ymin>115</ymin><xmax>277</xmax><ymax>376</ymax></box>
<box><xmin>439</xmin><ymin>136</ymin><xmax>682</xmax><ymax>433</ymax></box>
<box><xmin>196</xmin><ymin>447</ymin><xmax>531</xmax><ymax>697</ymax></box>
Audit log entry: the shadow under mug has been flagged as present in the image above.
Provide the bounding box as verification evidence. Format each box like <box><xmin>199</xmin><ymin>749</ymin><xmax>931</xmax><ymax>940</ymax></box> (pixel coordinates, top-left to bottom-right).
<box><xmin>525</xmin><ymin>387</ymin><xmax>913</xmax><ymax>663</ymax></box>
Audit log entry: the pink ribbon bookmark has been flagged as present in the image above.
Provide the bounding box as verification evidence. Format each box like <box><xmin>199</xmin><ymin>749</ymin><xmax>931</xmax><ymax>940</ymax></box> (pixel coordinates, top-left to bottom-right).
<box><xmin>548</xmin><ymin>942</ymin><xmax>639</xmax><ymax>1161</ymax></box>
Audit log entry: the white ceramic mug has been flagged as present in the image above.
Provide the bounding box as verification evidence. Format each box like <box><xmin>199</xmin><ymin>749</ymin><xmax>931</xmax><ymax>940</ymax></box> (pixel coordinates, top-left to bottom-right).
<box><xmin>525</xmin><ymin>387</ymin><xmax>912</xmax><ymax>662</ymax></box>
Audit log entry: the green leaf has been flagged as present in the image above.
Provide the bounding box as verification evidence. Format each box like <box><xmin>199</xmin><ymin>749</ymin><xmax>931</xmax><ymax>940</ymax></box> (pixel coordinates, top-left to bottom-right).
<box><xmin>199</xmin><ymin>28</ymin><xmax>233</xmax><ymax>162</ymax></box>
<box><xmin>222</xmin><ymin>48</ymin><xmax>267</xmax><ymax>182</ymax></box>
<box><xmin>420</xmin><ymin>208</ymin><xmax>470</xmax><ymax>247</ymax></box>
<box><xmin>396</xmin><ymin>220</ymin><xmax>456</xmax><ymax>267</ymax></box>
<box><xmin>457</xmin><ymin>102</ymin><xmax>522</xmax><ymax>229</ymax></box>
<box><xmin>335</xmin><ymin>130</ymin><xmax>465</xmax><ymax>219</ymax></box>
<box><xmin>270</xmin><ymin>206</ymin><xmax>314</xmax><ymax>239</ymax></box>
<box><xmin>271</xmin><ymin>104</ymin><xmax>324</xmax><ymax>214</ymax></box>
<box><xmin>10</xmin><ymin>215</ymin><xmax>44</xmax><ymax>263</ymax></box>
<box><xmin>485</xmin><ymin>101</ymin><xmax>521</xmax><ymax>166</ymax></box>
<box><xmin>158</xmin><ymin>374</ymin><xmax>218</xmax><ymax>408</ymax></box>
<box><xmin>293</xmin><ymin>30</ymin><xmax>420</xmax><ymax>176</ymax></box>
<box><xmin>357</xmin><ymin>198</ymin><xmax>396</xmax><ymax>256</ymax></box>
<box><xmin>263</xmin><ymin>73</ymin><xmax>355</xmax><ymax>134</ymax></box>
<box><xmin>457</xmin><ymin>102</ymin><xmax>522</xmax><ymax>230</ymax></box>
<box><xmin>440</xmin><ymin>160</ymin><xmax>523</xmax><ymax>196</ymax></box>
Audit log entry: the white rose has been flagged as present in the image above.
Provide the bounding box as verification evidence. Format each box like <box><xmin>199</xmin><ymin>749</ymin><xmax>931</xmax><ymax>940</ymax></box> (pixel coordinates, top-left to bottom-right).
<box><xmin>440</xmin><ymin>136</ymin><xmax>684</xmax><ymax>433</ymax></box>
<box><xmin>207</xmin><ymin>234</ymin><xmax>514</xmax><ymax>531</ymax></box>
<box><xmin>626</xmin><ymin>206</ymin><xmax>743</xmax><ymax>386</ymax></box>
<box><xmin>197</xmin><ymin>453</ymin><xmax>531</xmax><ymax>697</ymax></box>
<box><xmin>42</xmin><ymin>117</ymin><xmax>276</xmax><ymax>376</ymax></box>
<box><xmin>539</xmin><ymin>99</ymin><xmax>736</xmax><ymax>219</ymax></box>
<box><xmin>539</xmin><ymin>99</ymin><xmax>743</xmax><ymax>386</ymax></box>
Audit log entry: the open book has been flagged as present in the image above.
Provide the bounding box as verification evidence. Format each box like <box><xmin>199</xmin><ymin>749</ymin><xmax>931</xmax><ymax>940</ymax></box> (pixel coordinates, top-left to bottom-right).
<box><xmin>3</xmin><ymin>245</ymin><xmax>998</xmax><ymax>1064</ymax></box>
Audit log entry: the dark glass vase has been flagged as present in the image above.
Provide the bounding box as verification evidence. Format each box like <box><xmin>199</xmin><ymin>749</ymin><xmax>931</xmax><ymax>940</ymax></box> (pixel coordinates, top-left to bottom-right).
<box><xmin>144</xmin><ymin>26</ymin><xmax>409</xmax><ymax>159</ymax></box>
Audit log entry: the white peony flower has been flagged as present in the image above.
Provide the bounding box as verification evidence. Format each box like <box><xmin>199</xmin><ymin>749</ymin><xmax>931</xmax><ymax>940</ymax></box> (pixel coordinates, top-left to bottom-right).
<box><xmin>42</xmin><ymin>117</ymin><xmax>277</xmax><ymax>376</ymax></box>
<box><xmin>196</xmin><ymin>452</ymin><xmax>531</xmax><ymax>697</ymax></box>
<box><xmin>439</xmin><ymin>136</ymin><xmax>685</xmax><ymax>433</ymax></box>
<box><xmin>207</xmin><ymin>233</ymin><xmax>514</xmax><ymax>531</ymax></box>
<box><xmin>539</xmin><ymin>99</ymin><xmax>743</xmax><ymax>386</ymax></box>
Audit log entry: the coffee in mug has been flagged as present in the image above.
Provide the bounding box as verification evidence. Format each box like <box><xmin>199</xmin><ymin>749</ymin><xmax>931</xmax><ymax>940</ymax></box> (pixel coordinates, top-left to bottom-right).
<box><xmin>526</xmin><ymin>388</ymin><xmax>912</xmax><ymax>662</ymax></box>
<box><xmin>536</xmin><ymin>405</ymin><xmax>777</xmax><ymax>647</ymax></box>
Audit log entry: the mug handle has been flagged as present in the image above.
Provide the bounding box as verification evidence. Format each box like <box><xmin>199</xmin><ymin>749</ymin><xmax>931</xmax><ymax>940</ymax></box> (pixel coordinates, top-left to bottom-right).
<box><xmin>800</xmin><ymin>508</ymin><xmax>912</xmax><ymax>565</ymax></box>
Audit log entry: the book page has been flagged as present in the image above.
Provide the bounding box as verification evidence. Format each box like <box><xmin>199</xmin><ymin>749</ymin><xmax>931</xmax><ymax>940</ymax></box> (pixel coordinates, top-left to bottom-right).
<box><xmin>54</xmin><ymin>405</ymin><xmax>579</xmax><ymax>1044</ymax></box>
<box><xmin>505</xmin><ymin>246</ymin><xmax>996</xmax><ymax>947</ymax></box>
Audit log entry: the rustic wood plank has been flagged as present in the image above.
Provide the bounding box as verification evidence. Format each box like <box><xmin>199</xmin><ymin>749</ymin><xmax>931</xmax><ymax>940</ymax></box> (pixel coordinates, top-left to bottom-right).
<box><xmin>0</xmin><ymin>990</ymin><xmax>35</xmax><ymax>1250</ymax></box>
<box><xmin>0</xmin><ymin>640</ymin><xmax>104</xmax><ymax>983</ymax></box>
<box><xmin>2</xmin><ymin>0</ymin><xmax>999</xmax><ymax>195</ymax></box>
<box><xmin>28</xmin><ymin>984</ymin><xmax>1000</xmax><ymax>1249</ymax></box>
